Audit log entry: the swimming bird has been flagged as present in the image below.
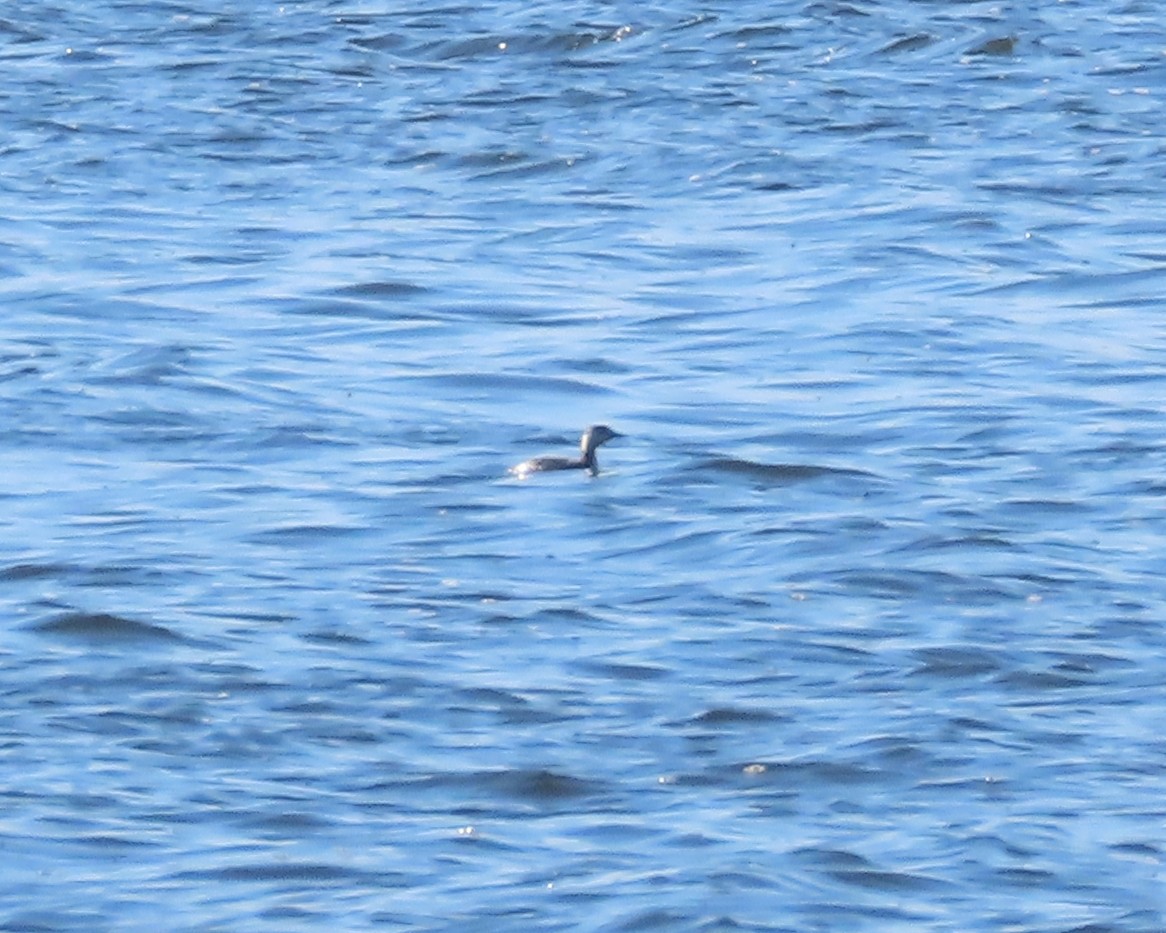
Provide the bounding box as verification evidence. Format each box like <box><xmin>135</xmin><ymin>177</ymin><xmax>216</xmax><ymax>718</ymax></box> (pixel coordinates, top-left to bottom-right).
<box><xmin>510</xmin><ymin>425</ymin><xmax>624</xmax><ymax>478</ymax></box>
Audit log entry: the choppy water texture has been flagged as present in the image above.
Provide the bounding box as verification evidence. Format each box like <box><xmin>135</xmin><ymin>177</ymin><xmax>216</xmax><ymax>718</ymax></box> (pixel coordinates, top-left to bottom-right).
<box><xmin>3</xmin><ymin>2</ymin><xmax>1166</xmax><ymax>930</ymax></box>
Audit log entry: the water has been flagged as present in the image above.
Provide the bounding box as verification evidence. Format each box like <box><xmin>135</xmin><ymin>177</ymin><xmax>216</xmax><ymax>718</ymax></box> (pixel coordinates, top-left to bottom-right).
<box><xmin>2</xmin><ymin>2</ymin><xmax>1165</xmax><ymax>930</ymax></box>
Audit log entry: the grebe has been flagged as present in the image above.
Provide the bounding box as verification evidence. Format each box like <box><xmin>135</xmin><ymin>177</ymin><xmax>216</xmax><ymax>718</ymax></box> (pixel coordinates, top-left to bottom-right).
<box><xmin>510</xmin><ymin>425</ymin><xmax>623</xmax><ymax>478</ymax></box>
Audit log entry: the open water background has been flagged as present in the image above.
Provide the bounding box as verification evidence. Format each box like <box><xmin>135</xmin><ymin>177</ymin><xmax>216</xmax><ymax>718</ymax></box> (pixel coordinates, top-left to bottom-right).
<box><xmin>3</xmin><ymin>2</ymin><xmax>1166</xmax><ymax>930</ymax></box>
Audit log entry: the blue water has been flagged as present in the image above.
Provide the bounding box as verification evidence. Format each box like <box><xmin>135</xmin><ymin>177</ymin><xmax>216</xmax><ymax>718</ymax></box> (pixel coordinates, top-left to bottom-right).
<box><xmin>3</xmin><ymin>2</ymin><xmax>1166</xmax><ymax>930</ymax></box>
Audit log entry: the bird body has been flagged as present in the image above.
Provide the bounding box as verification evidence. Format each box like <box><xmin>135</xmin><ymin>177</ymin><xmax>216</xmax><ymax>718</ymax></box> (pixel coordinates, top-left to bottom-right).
<box><xmin>511</xmin><ymin>425</ymin><xmax>623</xmax><ymax>478</ymax></box>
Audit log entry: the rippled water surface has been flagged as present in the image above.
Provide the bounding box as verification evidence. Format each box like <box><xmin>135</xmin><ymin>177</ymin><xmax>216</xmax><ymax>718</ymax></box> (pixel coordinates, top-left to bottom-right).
<box><xmin>3</xmin><ymin>2</ymin><xmax>1166</xmax><ymax>930</ymax></box>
